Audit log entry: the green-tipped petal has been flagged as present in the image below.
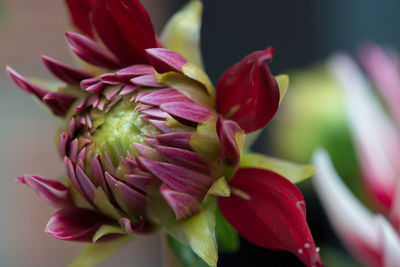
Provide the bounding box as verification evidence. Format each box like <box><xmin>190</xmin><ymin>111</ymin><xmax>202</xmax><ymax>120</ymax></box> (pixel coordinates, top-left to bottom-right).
<box><xmin>92</xmin><ymin>224</ymin><xmax>127</xmax><ymax>243</ymax></box>
<box><xmin>182</xmin><ymin>203</ymin><xmax>218</xmax><ymax>267</ymax></box>
<box><xmin>94</xmin><ymin>187</ymin><xmax>123</xmax><ymax>220</ymax></box>
<box><xmin>67</xmin><ymin>235</ymin><xmax>132</xmax><ymax>267</ymax></box>
<box><xmin>208</xmin><ymin>177</ymin><xmax>230</xmax><ymax>197</ymax></box>
<box><xmin>275</xmin><ymin>74</ymin><xmax>290</xmax><ymax>104</ymax></box>
<box><xmin>161</xmin><ymin>0</ymin><xmax>204</xmax><ymax>68</ymax></box>
<box><xmin>240</xmin><ymin>152</ymin><xmax>315</xmax><ymax>183</ymax></box>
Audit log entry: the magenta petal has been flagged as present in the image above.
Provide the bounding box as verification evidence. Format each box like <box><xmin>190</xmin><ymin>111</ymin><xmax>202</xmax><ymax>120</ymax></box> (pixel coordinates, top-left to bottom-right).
<box><xmin>160</xmin><ymin>183</ymin><xmax>201</xmax><ymax>221</ymax></box>
<box><xmin>218</xmin><ymin>168</ymin><xmax>323</xmax><ymax>267</ymax></box>
<box><xmin>119</xmin><ymin>85</ymin><xmax>137</xmax><ymax>96</ymax></box>
<box><xmin>42</xmin><ymin>92</ymin><xmax>77</xmax><ymax>117</ymax></box>
<box><xmin>91</xmin><ymin>155</ymin><xmax>109</xmax><ymax>195</ymax></box>
<box><xmin>6</xmin><ymin>66</ymin><xmax>47</xmax><ymax>98</ymax></box>
<box><xmin>130</xmin><ymin>74</ymin><xmax>165</xmax><ymax>87</ymax></box>
<box><xmin>65</xmin><ymin>32</ymin><xmax>121</xmax><ymax>69</ymax></box>
<box><xmin>156</xmin><ymin>132</ymin><xmax>192</xmax><ymax>150</ymax></box>
<box><xmin>217</xmin><ymin>116</ymin><xmax>244</xmax><ymax>165</ymax></box>
<box><xmin>105</xmin><ymin>172</ymin><xmax>147</xmax><ymax>214</ymax></box>
<box><xmin>99</xmin><ymin>73</ymin><xmax>122</xmax><ymax>85</ymax></box>
<box><xmin>75</xmin><ymin>165</ymin><xmax>96</xmax><ymax>202</ymax></box>
<box><xmin>58</xmin><ymin>132</ymin><xmax>70</xmax><ymax>158</ymax></box>
<box><xmin>125</xmin><ymin>173</ymin><xmax>154</xmax><ymax>192</ymax></box>
<box><xmin>140</xmin><ymin>108</ymin><xmax>168</xmax><ymax>119</ymax></box>
<box><xmin>216</xmin><ymin>47</ymin><xmax>280</xmax><ymax>133</ymax></box>
<box><xmin>45</xmin><ymin>207</ymin><xmax>109</xmax><ymax>241</ymax></box>
<box><xmin>116</xmin><ymin>65</ymin><xmax>154</xmax><ymax>83</ymax></box>
<box><xmin>17</xmin><ymin>174</ymin><xmax>72</xmax><ymax>208</ymax></box>
<box><xmin>137</xmin><ymin>88</ymin><xmax>193</xmax><ymax>106</ymax></box>
<box><xmin>160</xmin><ymin>102</ymin><xmax>213</xmax><ymax>123</ymax></box>
<box><xmin>41</xmin><ymin>55</ymin><xmax>92</xmax><ymax>85</ymax></box>
<box><xmin>136</xmin><ymin>156</ymin><xmax>212</xmax><ymax>199</ymax></box>
<box><xmin>146</xmin><ymin>48</ymin><xmax>187</xmax><ymax>74</ymax></box>
<box><xmin>156</xmin><ymin>145</ymin><xmax>209</xmax><ymax>174</ymax></box>
<box><xmin>65</xmin><ymin>0</ymin><xmax>95</xmax><ymax>38</ymax></box>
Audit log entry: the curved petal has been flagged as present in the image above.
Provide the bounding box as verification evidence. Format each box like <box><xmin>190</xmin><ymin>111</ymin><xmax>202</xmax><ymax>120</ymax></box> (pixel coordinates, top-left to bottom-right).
<box><xmin>45</xmin><ymin>207</ymin><xmax>110</xmax><ymax>242</ymax></box>
<box><xmin>216</xmin><ymin>47</ymin><xmax>280</xmax><ymax>133</ymax></box>
<box><xmin>41</xmin><ymin>55</ymin><xmax>92</xmax><ymax>85</ymax></box>
<box><xmin>17</xmin><ymin>174</ymin><xmax>72</xmax><ymax>208</ymax></box>
<box><xmin>313</xmin><ymin>150</ymin><xmax>382</xmax><ymax>266</ymax></box>
<box><xmin>330</xmin><ymin>54</ymin><xmax>400</xmax><ymax>212</ymax></box>
<box><xmin>160</xmin><ymin>0</ymin><xmax>204</xmax><ymax>67</ymax></box>
<box><xmin>376</xmin><ymin>216</ymin><xmax>400</xmax><ymax>267</ymax></box>
<box><xmin>92</xmin><ymin>0</ymin><xmax>156</xmax><ymax>66</ymax></box>
<box><xmin>217</xmin><ymin>116</ymin><xmax>245</xmax><ymax>166</ymax></box>
<box><xmin>218</xmin><ymin>168</ymin><xmax>322</xmax><ymax>267</ymax></box>
<box><xmin>65</xmin><ymin>0</ymin><xmax>96</xmax><ymax>38</ymax></box>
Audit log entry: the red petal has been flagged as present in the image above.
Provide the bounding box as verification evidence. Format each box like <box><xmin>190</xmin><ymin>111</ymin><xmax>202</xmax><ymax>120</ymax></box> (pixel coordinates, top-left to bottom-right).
<box><xmin>92</xmin><ymin>0</ymin><xmax>156</xmax><ymax>66</ymax></box>
<box><xmin>218</xmin><ymin>168</ymin><xmax>323</xmax><ymax>267</ymax></box>
<box><xmin>65</xmin><ymin>0</ymin><xmax>96</xmax><ymax>38</ymax></box>
<box><xmin>216</xmin><ymin>47</ymin><xmax>280</xmax><ymax>133</ymax></box>
<box><xmin>45</xmin><ymin>207</ymin><xmax>109</xmax><ymax>241</ymax></box>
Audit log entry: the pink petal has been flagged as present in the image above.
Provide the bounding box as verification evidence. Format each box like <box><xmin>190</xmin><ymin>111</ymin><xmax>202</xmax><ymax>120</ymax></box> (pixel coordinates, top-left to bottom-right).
<box><xmin>130</xmin><ymin>74</ymin><xmax>165</xmax><ymax>87</ymax></box>
<box><xmin>119</xmin><ymin>85</ymin><xmax>137</xmax><ymax>96</ymax></box>
<box><xmin>45</xmin><ymin>207</ymin><xmax>109</xmax><ymax>241</ymax></box>
<box><xmin>17</xmin><ymin>174</ymin><xmax>72</xmax><ymax>208</ymax></box>
<box><xmin>65</xmin><ymin>0</ymin><xmax>96</xmax><ymax>38</ymax></box>
<box><xmin>160</xmin><ymin>183</ymin><xmax>201</xmax><ymax>221</ymax></box>
<box><xmin>125</xmin><ymin>173</ymin><xmax>154</xmax><ymax>192</ymax></box>
<box><xmin>218</xmin><ymin>168</ymin><xmax>322</xmax><ymax>267</ymax></box>
<box><xmin>160</xmin><ymin>102</ymin><xmax>213</xmax><ymax>123</ymax></box>
<box><xmin>75</xmin><ymin>165</ymin><xmax>96</xmax><ymax>202</ymax></box>
<box><xmin>41</xmin><ymin>55</ymin><xmax>92</xmax><ymax>85</ymax></box>
<box><xmin>216</xmin><ymin>47</ymin><xmax>280</xmax><ymax>133</ymax></box>
<box><xmin>217</xmin><ymin>116</ymin><xmax>244</xmax><ymax>165</ymax></box>
<box><xmin>359</xmin><ymin>43</ymin><xmax>400</xmax><ymax>129</ymax></box>
<box><xmin>137</xmin><ymin>156</ymin><xmax>212</xmax><ymax>200</ymax></box>
<box><xmin>156</xmin><ymin>132</ymin><xmax>192</xmax><ymax>150</ymax></box>
<box><xmin>65</xmin><ymin>32</ymin><xmax>121</xmax><ymax>69</ymax></box>
<box><xmin>137</xmin><ymin>88</ymin><xmax>193</xmax><ymax>106</ymax></box>
<box><xmin>105</xmin><ymin>172</ymin><xmax>147</xmax><ymax>214</ymax></box>
<box><xmin>146</xmin><ymin>48</ymin><xmax>187</xmax><ymax>74</ymax></box>
<box><xmin>116</xmin><ymin>65</ymin><xmax>154</xmax><ymax>83</ymax></box>
<box><xmin>156</xmin><ymin>145</ymin><xmax>209</xmax><ymax>174</ymax></box>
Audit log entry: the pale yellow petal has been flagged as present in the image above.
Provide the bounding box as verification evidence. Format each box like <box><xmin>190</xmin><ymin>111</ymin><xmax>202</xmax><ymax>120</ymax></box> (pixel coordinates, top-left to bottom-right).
<box><xmin>275</xmin><ymin>74</ymin><xmax>290</xmax><ymax>104</ymax></box>
<box><xmin>161</xmin><ymin>0</ymin><xmax>204</xmax><ymax>68</ymax></box>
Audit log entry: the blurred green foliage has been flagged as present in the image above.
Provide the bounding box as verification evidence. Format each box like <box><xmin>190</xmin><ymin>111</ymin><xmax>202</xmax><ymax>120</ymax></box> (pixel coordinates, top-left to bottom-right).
<box><xmin>270</xmin><ymin>64</ymin><xmax>364</xmax><ymax>200</ymax></box>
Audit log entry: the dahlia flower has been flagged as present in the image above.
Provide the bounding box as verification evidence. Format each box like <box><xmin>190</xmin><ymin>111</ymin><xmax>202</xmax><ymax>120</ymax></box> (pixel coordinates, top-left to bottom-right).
<box><xmin>7</xmin><ymin>0</ymin><xmax>322</xmax><ymax>266</ymax></box>
<box><xmin>313</xmin><ymin>46</ymin><xmax>400</xmax><ymax>267</ymax></box>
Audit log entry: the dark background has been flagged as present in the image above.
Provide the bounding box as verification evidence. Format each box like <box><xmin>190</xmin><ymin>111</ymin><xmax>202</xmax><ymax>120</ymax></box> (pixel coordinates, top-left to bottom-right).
<box><xmin>172</xmin><ymin>0</ymin><xmax>400</xmax><ymax>266</ymax></box>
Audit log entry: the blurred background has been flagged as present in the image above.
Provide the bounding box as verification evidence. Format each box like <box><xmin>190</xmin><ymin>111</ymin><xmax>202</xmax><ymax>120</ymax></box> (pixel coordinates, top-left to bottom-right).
<box><xmin>1</xmin><ymin>0</ymin><xmax>400</xmax><ymax>266</ymax></box>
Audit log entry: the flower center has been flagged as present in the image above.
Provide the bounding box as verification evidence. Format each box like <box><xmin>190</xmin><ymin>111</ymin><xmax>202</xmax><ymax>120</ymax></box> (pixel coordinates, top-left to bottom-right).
<box><xmin>91</xmin><ymin>99</ymin><xmax>158</xmax><ymax>166</ymax></box>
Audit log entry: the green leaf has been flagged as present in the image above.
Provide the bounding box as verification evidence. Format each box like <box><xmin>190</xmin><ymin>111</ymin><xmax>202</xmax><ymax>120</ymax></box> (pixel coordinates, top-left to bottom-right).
<box><xmin>167</xmin><ymin>234</ymin><xmax>209</xmax><ymax>267</ymax></box>
<box><xmin>240</xmin><ymin>152</ymin><xmax>315</xmax><ymax>183</ymax></box>
<box><xmin>92</xmin><ymin>224</ymin><xmax>127</xmax><ymax>243</ymax></box>
<box><xmin>66</xmin><ymin>235</ymin><xmax>133</xmax><ymax>267</ymax></box>
<box><xmin>181</xmin><ymin>202</ymin><xmax>218</xmax><ymax>267</ymax></box>
<box><xmin>215</xmin><ymin>209</ymin><xmax>239</xmax><ymax>253</ymax></box>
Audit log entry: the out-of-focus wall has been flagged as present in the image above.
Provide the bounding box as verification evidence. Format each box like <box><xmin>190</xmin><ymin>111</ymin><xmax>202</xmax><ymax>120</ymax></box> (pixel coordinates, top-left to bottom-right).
<box><xmin>0</xmin><ymin>1</ymin><xmax>173</xmax><ymax>266</ymax></box>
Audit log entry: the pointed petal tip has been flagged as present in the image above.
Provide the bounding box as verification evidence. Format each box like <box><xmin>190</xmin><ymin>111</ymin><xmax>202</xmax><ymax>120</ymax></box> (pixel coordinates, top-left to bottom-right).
<box><xmin>145</xmin><ymin>48</ymin><xmax>187</xmax><ymax>73</ymax></box>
